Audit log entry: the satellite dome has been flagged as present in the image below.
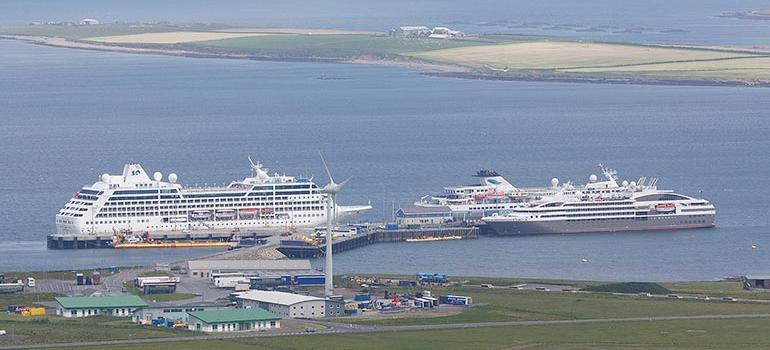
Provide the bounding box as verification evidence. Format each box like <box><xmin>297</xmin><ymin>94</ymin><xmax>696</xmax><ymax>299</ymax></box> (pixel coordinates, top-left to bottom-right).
<box><xmin>589</xmin><ymin>174</ymin><xmax>598</xmax><ymax>183</ymax></box>
<box><xmin>551</xmin><ymin>178</ymin><xmax>559</xmax><ymax>187</ymax></box>
<box><xmin>168</xmin><ymin>173</ymin><xmax>178</xmax><ymax>183</ymax></box>
<box><xmin>101</xmin><ymin>173</ymin><xmax>110</xmax><ymax>183</ymax></box>
<box><xmin>622</xmin><ymin>180</ymin><xmax>629</xmax><ymax>187</ymax></box>
<box><xmin>153</xmin><ymin>172</ymin><xmax>162</xmax><ymax>182</ymax></box>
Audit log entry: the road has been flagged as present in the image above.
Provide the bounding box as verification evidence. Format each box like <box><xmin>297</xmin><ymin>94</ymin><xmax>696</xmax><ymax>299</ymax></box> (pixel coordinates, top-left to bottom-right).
<box><xmin>2</xmin><ymin>313</ymin><xmax>770</xmax><ymax>349</ymax></box>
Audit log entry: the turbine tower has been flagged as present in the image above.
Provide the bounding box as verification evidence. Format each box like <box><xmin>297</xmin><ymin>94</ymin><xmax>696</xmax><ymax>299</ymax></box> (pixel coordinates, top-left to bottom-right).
<box><xmin>320</xmin><ymin>154</ymin><xmax>351</xmax><ymax>297</ymax></box>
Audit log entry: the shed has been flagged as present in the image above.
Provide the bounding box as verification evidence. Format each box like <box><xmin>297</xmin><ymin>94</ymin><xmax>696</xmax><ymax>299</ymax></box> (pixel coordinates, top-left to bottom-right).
<box><xmin>395</xmin><ymin>206</ymin><xmax>453</xmax><ymax>226</ymax></box>
<box><xmin>188</xmin><ymin>308</ymin><xmax>281</xmax><ymax>332</ymax></box>
<box><xmin>55</xmin><ymin>295</ymin><xmax>147</xmax><ymax>318</ymax></box>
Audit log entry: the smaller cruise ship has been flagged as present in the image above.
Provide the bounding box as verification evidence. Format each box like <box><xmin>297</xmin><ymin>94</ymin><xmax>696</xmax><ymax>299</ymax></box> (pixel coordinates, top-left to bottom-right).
<box><xmin>482</xmin><ymin>165</ymin><xmax>715</xmax><ymax>235</ymax></box>
<box><xmin>414</xmin><ymin>170</ymin><xmax>548</xmax><ymax>220</ymax></box>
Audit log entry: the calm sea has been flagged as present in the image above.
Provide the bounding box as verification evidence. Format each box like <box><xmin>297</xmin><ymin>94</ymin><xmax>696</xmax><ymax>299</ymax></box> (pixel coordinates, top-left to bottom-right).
<box><xmin>1</xmin><ymin>1</ymin><xmax>770</xmax><ymax>279</ymax></box>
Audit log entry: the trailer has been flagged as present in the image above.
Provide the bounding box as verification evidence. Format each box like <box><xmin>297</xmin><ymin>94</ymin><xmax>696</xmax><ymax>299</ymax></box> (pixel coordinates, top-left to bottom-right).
<box><xmin>438</xmin><ymin>295</ymin><xmax>473</xmax><ymax>306</ymax></box>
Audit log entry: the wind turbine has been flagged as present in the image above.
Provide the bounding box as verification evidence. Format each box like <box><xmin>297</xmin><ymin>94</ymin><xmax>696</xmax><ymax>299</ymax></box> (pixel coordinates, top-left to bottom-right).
<box><xmin>319</xmin><ymin>153</ymin><xmax>351</xmax><ymax>297</ymax></box>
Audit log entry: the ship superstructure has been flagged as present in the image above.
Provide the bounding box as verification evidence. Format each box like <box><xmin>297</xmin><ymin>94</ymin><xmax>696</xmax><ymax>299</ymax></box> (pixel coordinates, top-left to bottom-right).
<box><xmin>414</xmin><ymin>170</ymin><xmax>552</xmax><ymax>219</ymax></box>
<box><xmin>55</xmin><ymin>159</ymin><xmax>371</xmax><ymax>235</ymax></box>
<box><xmin>482</xmin><ymin>165</ymin><xmax>715</xmax><ymax>235</ymax></box>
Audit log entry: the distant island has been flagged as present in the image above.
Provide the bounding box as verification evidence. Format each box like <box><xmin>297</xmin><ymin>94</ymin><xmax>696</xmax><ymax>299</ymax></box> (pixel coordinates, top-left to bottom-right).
<box><xmin>2</xmin><ymin>21</ymin><xmax>770</xmax><ymax>87</ymax></box>
<box><xmin>719</xmin><ymin>8</ymin><xmax>770</xmax><ymax>20</ymax></box>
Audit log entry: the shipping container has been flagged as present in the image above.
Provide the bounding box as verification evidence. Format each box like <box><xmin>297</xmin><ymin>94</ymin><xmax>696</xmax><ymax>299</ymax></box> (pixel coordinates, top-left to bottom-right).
<box><xmin>92</xmin><ymin>272</ymin><xmax>101</xmax><ymax>285</ymax></box>
<box><xmin>76</xmin><ymin>273</ymin><xmax>84</xmax><ymax>285</ymax></box>
<box><xmin>23</xmin><ymin>307</ymin><xmax>45</xmax><ymax>316</ymax></box>
<box><xmin>295</xmin><ymin>276</ymin><xmax>325</xmax><ymax>285</ymax></box>
<box><xmin>354</xmin><ymin>293</ymin><xmax>371</xmax><ymax>301</ymax></box>
<box><xmin>385</xmin><ymin>223</ymin><xmax>399</xmax><ymax>230</ymax></box>
<box><xmin>438</xmin><ymin>295</ymin><xmax>473</xmax><ymax>305</ymax></box>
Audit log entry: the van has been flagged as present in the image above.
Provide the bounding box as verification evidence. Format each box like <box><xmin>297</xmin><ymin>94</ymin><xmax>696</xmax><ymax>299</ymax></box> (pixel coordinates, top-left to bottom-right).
<box><xmin>481</xmin><ymin>284</ymin><xmax>493</xmax><ymax>288</ymax></box>
<box><xmin>27</xmin><ymin>277</ymin><xmax>35</xmax><ymax>288</ymax></box>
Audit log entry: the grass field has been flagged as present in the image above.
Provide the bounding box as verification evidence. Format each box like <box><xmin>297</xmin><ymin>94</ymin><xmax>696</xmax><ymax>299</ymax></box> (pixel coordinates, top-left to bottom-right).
<box><xmin>410</xmin><ymin>40</ymin><xmax>770</xmax><ymax>80</ymax></box>
<box><xmin>350</xmin><ymin>286</ymin><xmax>770</xmax><ymax>326</ymax></box>
<box><xmin>192</xmin><ymin>34</ymin><xmax>495</xmax><ymax>58</ymax></box>
<box><xmin>0</xmin><ymin>314</ymin><xmax>182</xmax><ymax>345</ymax></box>
<box><xmin>0</xmin><ymin>23</ymin><xmax>229</xmax><ymax>40</ymax></box>
<box><xmin>89</xmin><ymin>31</ymin><xmax>271</xmax><ymax>44</ymax></box>
<box><xmin>47</xmin><ymin>318</ymin><xmax>770</xmax><ymax>350</ymax></box>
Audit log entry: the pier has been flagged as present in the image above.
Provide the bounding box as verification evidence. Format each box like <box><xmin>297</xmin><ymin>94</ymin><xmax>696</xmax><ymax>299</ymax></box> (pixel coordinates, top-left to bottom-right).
<box><xmin>46</xmin><ymin>230</ymin><xmax>262</xmax><ymax>249</ymax></box>
<box><xmin>277</xmin><ymin>226</ymin><xmax>479</xmax><ymax>258</ymax></box>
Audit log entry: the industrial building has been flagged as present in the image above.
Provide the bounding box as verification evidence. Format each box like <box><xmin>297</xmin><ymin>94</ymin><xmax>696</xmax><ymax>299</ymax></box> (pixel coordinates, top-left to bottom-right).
<box><xmin>55</xmin><ymin>295</ymin><xmax>147</xmax><ymax>318</ymax></box>
<box><xmin>395</xmin><ymin>206</ymin><xmax>453</xmax><ymax>226</ymax></box>
<box><xmin>187</xmin><ymin>259</ymin><xmax>313</xmax><ymax>278</ymax></box>
<box><xmin>235</xmin><ymin>290</ymin><xmax>328</xmax><ymax>318</ymax></box>
<box><xmin>188</xmin><ymin>308</ymin><xmax>281</xmax><ymax>332</ymax></box>
<box><xmin>744</xmin><ymin>275</ymin><xmax>770</xmax><ymax>290</ymax></box>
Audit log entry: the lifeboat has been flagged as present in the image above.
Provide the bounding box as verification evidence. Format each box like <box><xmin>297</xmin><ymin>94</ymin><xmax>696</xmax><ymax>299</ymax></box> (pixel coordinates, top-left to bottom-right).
<box><xmin>190</xmin><ymin>210</ymin><xmax>211</xmax><ymax>219</ymax></box>
<box><xmin>473</xmin><ymin>194</ymin><xmax>486</xmax><ymax>201</ymax></box>
<box><xmin>215</xmin><ymin>210</ymin><xmax>235</xmax><ymax>219</ymax></box>
<box><xmin>655</xmin><ymin>203</ymin><xmax>676</xmax><ymax>213</ymax></box>
<box><xmin>486</xmin><ymin>192</ymin><xmax>505</xmax><ymax>198</ymax></box>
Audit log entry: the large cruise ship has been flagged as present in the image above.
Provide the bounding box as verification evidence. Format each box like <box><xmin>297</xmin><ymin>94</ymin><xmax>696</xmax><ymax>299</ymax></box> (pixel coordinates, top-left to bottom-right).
<box><xmin>55</xmin><ymin>160</ymin><xmax>372</xmax><ymax>235</ymax></box>
<box><xmin>414</xmin><ymin>170</ymin><xmax>553</xmax><ymax>219</ymax></box>
<box><xmin>482</xmin><ymin>165</ymin><xmax>715</xmax><ymax>235</ymax></box>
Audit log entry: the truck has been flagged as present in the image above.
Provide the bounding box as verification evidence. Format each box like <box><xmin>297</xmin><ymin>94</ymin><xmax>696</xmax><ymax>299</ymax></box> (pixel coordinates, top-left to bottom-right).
<box><xmin>26</xmin><ymin>277</ymin><xmax>35</xmax><ymax>288</ymax></box>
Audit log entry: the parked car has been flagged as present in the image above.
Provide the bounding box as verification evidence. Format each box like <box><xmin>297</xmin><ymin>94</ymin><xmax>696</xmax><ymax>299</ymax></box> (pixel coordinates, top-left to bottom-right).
<box><xmin>721</xmin><ymin>296</ymin><xmax>737</xmax><ymax>302</ymax></box>
<box><xmin>481</xmin><ymin>284</ymin><xmax>494</xmax><ymax>288</ymax></box>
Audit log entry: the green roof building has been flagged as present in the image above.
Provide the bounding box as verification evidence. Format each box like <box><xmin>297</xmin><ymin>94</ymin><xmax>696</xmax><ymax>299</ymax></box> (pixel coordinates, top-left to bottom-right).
<box><xmin>188</xmin><ymin>308</ymin><xmax>281</xmax><ymax>332</ymax></box>
<box><xmin>55</xmin><ymin>295</ymin><xmax>148</xmax><ymax>318</ymax></box>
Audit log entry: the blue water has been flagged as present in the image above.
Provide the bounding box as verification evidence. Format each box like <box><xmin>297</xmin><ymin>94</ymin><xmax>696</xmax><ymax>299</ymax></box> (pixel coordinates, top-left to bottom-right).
<box><xmin>1</xmin><ymin>16</ymin><xmax>769</xmax><ymax>279</ymax></box>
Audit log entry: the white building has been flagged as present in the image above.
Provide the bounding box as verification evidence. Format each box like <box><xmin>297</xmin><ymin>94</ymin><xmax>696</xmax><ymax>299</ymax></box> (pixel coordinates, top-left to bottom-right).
<box><xmin>187</xmin><ymin>259</ymin><xmax>313</xmax><ymax>279</ymax></box>
<box><xmin>79</xmin><ymin>18</ymin><xmax>100</xmax><ymax>25</ymax></box>
<box><xmin>55</xmin><ymin>295</ymin><xmax>147</xmax><ymax>318</ymax></box>
<box><xmin>236</xmin><ymin>290</ymin><xmax>327</xmax><ymax>319</ymax></box>
<box><xmin>188</xmin><ymin>308</ymin><xmax>281</xmax><ymax>332</ymax></box>
<box><xmin>395</xmin><ymin>26</ymin><xmax>431</xmax><ymax>37</ymax></box>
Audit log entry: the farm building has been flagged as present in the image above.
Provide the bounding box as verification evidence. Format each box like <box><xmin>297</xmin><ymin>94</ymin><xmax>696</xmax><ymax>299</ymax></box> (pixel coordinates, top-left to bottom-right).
<box><xmin>394</xmin><ymin>26</ymin><xmax>431</xmax><ymax>37</ymax></box>
<box><xmin>235</xmin><ymin>290</ymin><xmax>328</xmax><ymax>319</ymax></box>
<box><xmin>55</xmin><ymin>295</ymin><xmax>147</xmax><ymax>318</ymax></box>
<box><xmin>188</xmin><ymin>308</ymin><xmax>281</xmax><ymax>332</ymax></box>
<box><xmin>187</xmin><ymin>259</ymin><xmax>313</xmax><ymax>279</ymax></box>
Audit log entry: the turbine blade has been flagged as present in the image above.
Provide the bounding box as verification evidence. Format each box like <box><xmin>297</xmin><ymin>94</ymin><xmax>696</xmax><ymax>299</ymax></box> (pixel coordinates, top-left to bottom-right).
<box><xmin>339</xmin><ymin>175</ymin><xmax>353</xmax><ymax>187</ymax></box>
<box><xmin>319</xmin><ymin>152</ymin><xmax>335</xmax><ymax>184</ymax></box>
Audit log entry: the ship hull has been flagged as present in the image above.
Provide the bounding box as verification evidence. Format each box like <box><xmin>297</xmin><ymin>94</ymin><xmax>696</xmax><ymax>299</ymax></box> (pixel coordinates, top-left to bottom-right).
<box><xmin>485</xmin><ymin>214</ymin><xmax>715</xmax><ymax>235</ymax></box>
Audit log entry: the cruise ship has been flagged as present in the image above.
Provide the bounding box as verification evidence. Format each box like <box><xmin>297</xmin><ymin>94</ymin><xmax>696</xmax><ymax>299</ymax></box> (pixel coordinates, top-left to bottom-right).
<box><xmin>414</xmin><ymin>170</ymin><xmax>553</xmax><ymax>219</ymax></box>
<box><xmin>55</xmin><ymin>160</ymin><xmax>372</xmax><ymax>235</ymax></box>
<box><xmin>482</xmin><ymin>165</ymin><xmax>715</xmax><ymax>235</ymax></box>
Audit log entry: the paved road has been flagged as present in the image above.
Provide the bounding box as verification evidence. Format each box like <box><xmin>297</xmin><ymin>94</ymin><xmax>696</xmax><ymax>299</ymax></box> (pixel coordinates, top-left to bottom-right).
<box><xmin>2</xmin><ymin>313</ymin><xmax>770</xmax><ymax>349</ymax></box>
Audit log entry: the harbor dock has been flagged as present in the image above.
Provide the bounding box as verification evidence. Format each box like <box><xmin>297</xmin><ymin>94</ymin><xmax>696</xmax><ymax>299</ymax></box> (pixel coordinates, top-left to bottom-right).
<box><xmin>47</xmin><ymin>230</ymin><xmax>263</xmax><ymax>249</ymax></box>
<box><xmin>277</xmin><ymin>226</ymin><xmax>479</xmax><ymax>258</ymax></box>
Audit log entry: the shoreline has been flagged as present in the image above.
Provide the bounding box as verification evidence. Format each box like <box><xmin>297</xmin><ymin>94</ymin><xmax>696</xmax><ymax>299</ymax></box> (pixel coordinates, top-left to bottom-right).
<box><xmin>2</xmin><ymin>34</ymin><xmax>768</xmax><ymax>88</ymax></box>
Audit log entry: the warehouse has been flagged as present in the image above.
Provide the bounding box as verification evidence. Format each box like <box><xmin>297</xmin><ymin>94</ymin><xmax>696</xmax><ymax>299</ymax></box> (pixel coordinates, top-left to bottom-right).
<box><xmin>55</xmin><ymin>295</ymin><xmax>147</xmax><ymax>318</ymax></box>
<box><xmin>395</xmin><ymin>206</ymin><xmax>453</xmax><ymax>226</ymax></box>
<box><xmin>744</xmin><ymin>275</ymin><xmax>770</xmax><ymax>290</ymax></box>
<box><xmin>188</xmin><ymin>308</ymin><xmax>281</xmax><ymax>332</ymax></box>
<box><xmin>236</xmin><ymin>290</ymin><xmax>327</xmax><ymax>318</ymax></box>
<box><xmin>187</xmin><ymin>259</ymin><xmax>313</xmax><ymax>279</ymax></box>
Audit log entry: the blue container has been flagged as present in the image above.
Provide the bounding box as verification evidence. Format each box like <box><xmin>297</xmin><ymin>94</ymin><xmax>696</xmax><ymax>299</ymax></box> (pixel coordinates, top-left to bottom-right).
<box><xmin>354</xmin><ymin>293</ymin><xmax>371</xmax><ymax>301</ymax></box>
<box><xmin>280</xmin><ymin>275</ymin><xmax>292</xmax><ymax>285</ymax></box>
<box><xmin>385</xmin><ymin>223</ymin><xmax>399</xmax><ymax>230</ymax></box>
<box><xmin>76</xmin><ymin>274</ymin><xmax>84</xmax><ymax>285</ymax></box>
<box><xmin>296</xmin><ymin>276</ymin><xmax>325</xmax><ymax>285</ymax></box>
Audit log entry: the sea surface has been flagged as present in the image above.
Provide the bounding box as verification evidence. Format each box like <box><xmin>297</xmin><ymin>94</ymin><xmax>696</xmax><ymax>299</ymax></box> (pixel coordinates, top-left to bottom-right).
<box><xmin>1</xmin><ymin>24</ymin><xmax>770</xmax><ymax>279</ymax></box>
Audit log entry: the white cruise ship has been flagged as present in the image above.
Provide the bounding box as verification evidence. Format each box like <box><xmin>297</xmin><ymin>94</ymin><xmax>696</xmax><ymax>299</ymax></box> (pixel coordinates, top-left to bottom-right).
<box><xmin>55</xmin><ymin>160</ymin><xmax>372</xmax><ymax>235</ymax></box>
<box><xmin>414</xmin><ymin>170</ymin><xmax>553</xmax><ymax>219</ymax></box>
<box><xmin>482</xmin><ymin>165</ymin><xmax>716</xmax><ymax>235</ymax></box>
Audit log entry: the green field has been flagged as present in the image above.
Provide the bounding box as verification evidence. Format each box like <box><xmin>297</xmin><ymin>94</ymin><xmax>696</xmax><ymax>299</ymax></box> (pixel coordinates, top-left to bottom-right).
<box><xmin>191</xmin><ymin>34</ymin><xmax>495</xmax><ymax>59</ymax></box>
<box><xmin>349</xmin><ymin>286</ymin><xmax>770</xmax><ymax>326</ymax></box>
<box><xmin>47</xmin><ymin>318</ymin><xmax>770</xmax><ymax>350</ymax></box>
